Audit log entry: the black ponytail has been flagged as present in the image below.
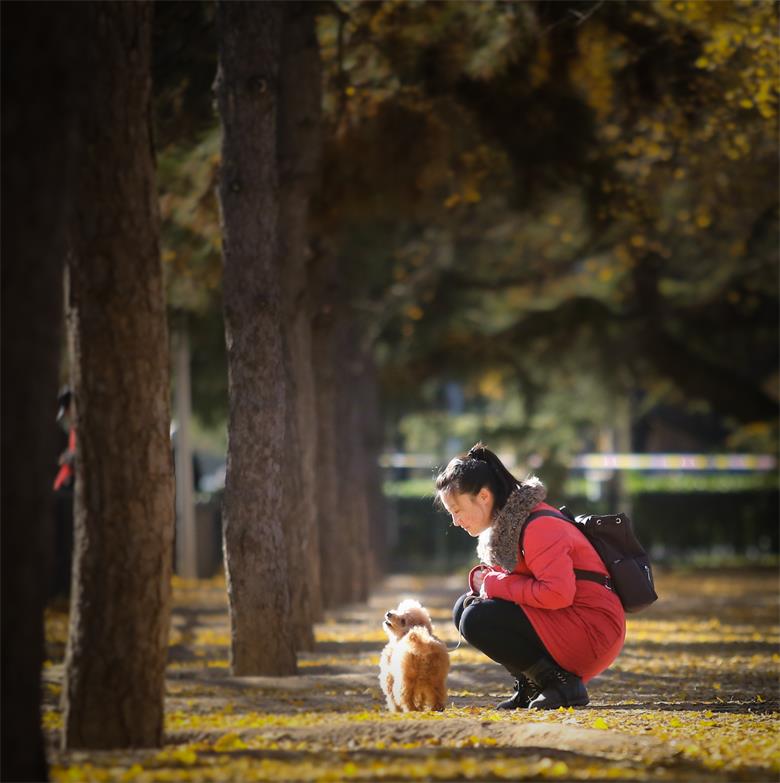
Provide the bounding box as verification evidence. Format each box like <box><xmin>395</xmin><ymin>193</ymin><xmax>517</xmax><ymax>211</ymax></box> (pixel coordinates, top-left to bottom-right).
<box><xmin>435</xmin><ymin>441</ymin><xmax>521</xmax><ymax>512</ymax></box>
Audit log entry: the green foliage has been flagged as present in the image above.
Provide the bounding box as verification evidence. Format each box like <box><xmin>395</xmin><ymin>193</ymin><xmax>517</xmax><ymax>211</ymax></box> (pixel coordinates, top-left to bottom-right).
<box><xmin>158</xmin><ymin>130</ymin><xmax>222</xmax><ymax>314</ymax></box>
<box><xmin>152</xmin><ymin>0</ymin><xmax>778</xmax><ymax>450</ymax></box>
<box><xmin>385</xmin><ymin>471</ymin><xmax>780</xmax><ymax>499</ymax></box>
<box><xmin>315</xmin><ymin>0</ymin><xmax>778</xmax><ymax>454</ymax></box>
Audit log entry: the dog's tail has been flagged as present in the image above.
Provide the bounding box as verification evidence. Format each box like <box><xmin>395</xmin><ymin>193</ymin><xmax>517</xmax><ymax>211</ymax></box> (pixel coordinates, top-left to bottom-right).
<box><xmin>404</xmin><ymin>624</ymin><xmax>464</xmax><ymax>654</ymax></box>
<box><xmin>405</xmin><ymin>627</ymin><xmax>451</xmax><ymax>657</ymax></box>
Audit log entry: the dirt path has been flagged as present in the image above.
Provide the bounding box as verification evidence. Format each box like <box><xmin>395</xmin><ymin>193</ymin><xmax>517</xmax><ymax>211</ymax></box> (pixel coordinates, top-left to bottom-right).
<box><xmin>43</xmin><ymin>567</ymin><xmax>779</xmax><ymax>781</ymax></box>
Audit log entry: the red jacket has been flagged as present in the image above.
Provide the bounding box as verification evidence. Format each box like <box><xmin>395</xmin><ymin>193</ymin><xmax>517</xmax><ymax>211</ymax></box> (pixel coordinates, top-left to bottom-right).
<box><xmin>53</xmin><ymin>427</ymin><xmax>77</xmax><ymax>491</ymax></box>
<box><xmin>481</xmin><ymin>501</ymin><xmax>626</xmax><ymax>683</ymax></box>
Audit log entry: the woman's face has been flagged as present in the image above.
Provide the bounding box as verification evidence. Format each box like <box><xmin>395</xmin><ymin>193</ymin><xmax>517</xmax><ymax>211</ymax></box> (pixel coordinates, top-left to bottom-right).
<box><xmin>440</xmin><ymin>487</ymin><xmax>495</xmax><ymax>537</ymax></box>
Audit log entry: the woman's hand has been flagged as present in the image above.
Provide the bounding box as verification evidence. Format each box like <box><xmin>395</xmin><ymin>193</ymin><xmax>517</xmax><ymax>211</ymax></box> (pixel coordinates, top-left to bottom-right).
<box><xmin>480</xmin><ymin>571</ymin><xmax>498</xmax><ymax>598</ymax></box>
<box><xmin>471</xmin><ymin>565</ymin><xmax>506</xmax><ymax>598</ymax></box>
<box><xmin>468</xmin><ymin>564</ymin><xmax>490</xmax><ymax>594</ymax></box>
<box><xmin>481</xmin><ymin>570</ymin><xmax>521</xmax><ymax>600</ymax></box>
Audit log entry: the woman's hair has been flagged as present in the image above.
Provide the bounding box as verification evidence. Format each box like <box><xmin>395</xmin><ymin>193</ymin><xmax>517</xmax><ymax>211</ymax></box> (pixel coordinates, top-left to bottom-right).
<box><xmin>435</xmin><ymin>442</ymin><xmax>521</xmax><ymax>512</ymax></box>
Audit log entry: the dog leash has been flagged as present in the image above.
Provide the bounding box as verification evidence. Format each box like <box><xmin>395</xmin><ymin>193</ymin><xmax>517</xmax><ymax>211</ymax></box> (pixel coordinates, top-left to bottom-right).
<box><xmin>446</xmin><ymin>631</ymin><xmax>465</xmax><ymax>653</ymax></box>
<box><xmin>445</xmin><ymin>593</ymin><xmax>483</xmax><ymax>652</ymax></box>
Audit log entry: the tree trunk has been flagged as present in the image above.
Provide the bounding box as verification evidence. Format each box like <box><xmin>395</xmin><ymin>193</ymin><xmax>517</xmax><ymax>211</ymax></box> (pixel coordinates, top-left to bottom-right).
<box><xmin>311</xmin><ymin>249</ymin><xmax>352</xmax><ymax>609</ymax></box>
<box><xmin>62</xmin><ymin>2</ymin><xmax>175</xmax><ymax>749</ymax></box>
<box><xmin>339</xmin><ymin>327</ymin><xmax>371</xmax><ymax>603</ymax></box>
<box><xmin>1</xmin><ymin>3</ymin><xmax>81</xmax><ymax>777</ymax></box>
<box><xmin>278</xmin><ymin>1</ymin><xmax>324</xmax><ymax>645</ymax></box>
<box><xmin>216</xmin><ymin>0</ymin><xmax>297</xmax><ymax>675</ymax></box>
<box><xmin>357</xmin><ymin>355</ymin><xmax>388</xmax><ymax>582</ymax></box>
<box><xmin>313</xmin><ymin>282</ymin><xmax>377</xmax><ymax>607</ymax></box>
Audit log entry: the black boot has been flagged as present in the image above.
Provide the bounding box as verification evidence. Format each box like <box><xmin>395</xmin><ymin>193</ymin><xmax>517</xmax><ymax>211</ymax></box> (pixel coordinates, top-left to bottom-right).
<box><xmin>524</xmin><ymin>658</ymin><xmax>589</xmax><ymax>710</ymax></box>
<box><xmin>496</xmin><ymin>674</ymin><xmax>539</xmax><ymax>710</ymax></box>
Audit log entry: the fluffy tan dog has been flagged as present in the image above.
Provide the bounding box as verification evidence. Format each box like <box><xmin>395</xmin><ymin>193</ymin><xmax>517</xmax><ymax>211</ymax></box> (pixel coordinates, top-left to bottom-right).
<box><xmin>379</xmin><ymin>598</ymin><xmax>450</xmax><ymax>712</ymax></box>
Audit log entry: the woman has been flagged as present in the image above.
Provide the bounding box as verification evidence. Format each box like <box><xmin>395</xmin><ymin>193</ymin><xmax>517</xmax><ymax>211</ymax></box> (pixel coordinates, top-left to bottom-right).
<box><xmin>436</xmin><ymin>443</ymin><xmax>625</xmax><ymax>710</ymax></box>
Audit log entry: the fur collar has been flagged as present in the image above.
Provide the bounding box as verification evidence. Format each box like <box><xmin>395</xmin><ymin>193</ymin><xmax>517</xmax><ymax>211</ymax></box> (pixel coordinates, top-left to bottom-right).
<box><xmin>476</xmin><ymin>477</ymin><xmax>547</xmax><ymax>571</ymax></box>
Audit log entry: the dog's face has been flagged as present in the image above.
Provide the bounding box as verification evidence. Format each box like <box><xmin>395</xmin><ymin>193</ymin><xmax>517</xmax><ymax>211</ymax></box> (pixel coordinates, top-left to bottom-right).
<box><xmin>383</xmin><ymin>599</ymin><xmax>433</xmax><ymax>641</ymax></box>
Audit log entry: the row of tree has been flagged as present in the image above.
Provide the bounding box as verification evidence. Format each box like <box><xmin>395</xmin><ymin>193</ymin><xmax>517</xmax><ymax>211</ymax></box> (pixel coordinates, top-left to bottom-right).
<box><xmin>2</xmin><ymin>3</ymin><xmax>385</xmax><ymax>780</ymax></box>
<box><xmin>158</xmin><ymin>1</ymin><xmax>778</xmax><ymax>469</ymax></box>
<box><xmin>4</xmin><ymin>0</ymin><xmax>776</xmax><ymax>776</ymax></box>
<box><xmin>320</xmin><ymin>0</ymin><xmax>778</xmax><ymax>451</ymax></box>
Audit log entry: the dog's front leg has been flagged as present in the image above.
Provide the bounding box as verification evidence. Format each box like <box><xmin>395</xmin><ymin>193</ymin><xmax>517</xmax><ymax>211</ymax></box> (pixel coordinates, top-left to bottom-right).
<box><xmin>385</xmin><ymin>674</ymin><xmax>400</xmax><ymax>712</ymax></box>
<box><xmin>380</xmin><ymin>646</ymin><xmax>400</xmax><ymax>711</ymax></box>
<box><xmin>391</xmin><ymin>674</ymin><xmax>410</xmax><ymax>712</ymax></box>
<box><xmin>385</xmin><ymin>673</ymin><xmax>400</xmax><ymax>711</ymax></box>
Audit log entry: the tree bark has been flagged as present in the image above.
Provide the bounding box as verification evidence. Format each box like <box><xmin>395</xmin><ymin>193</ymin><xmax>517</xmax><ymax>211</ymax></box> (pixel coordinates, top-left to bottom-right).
<box><xmin>312</xmin><ymin>272</ymin><xmax>380</xmax><ymax>607</ymax></box>
<box><xmin>62</xmin><ymin>2</ymin><xmax>175</xmax><ymax>749</ymax></box>
<box><xmin>1</xmin><ymin>3</ymin><xmax>81</xmax><ymax>777</ymax></box>
<box><xmin>357</xmin><ymin>355</ymin><xmax>388</xmax><ymax>581</ymax></box>
<box><xmin>278</xmin><ymin>1</ymin><xmax>324</xmax><ymax>645</ymax></box>
<box><xmin>339</xmin><ymin>327</ymin><xmax>372</xmax><ymax>603</ymax></box>
<box><xmin>216</xmin><ymin>0</ymin><xmax>297</xmax><ymax>675</ymax></box>
<box><xmin>311</xmin><ymin>250</ymin><xmax>352</xmax><ymax>609</ymax></box>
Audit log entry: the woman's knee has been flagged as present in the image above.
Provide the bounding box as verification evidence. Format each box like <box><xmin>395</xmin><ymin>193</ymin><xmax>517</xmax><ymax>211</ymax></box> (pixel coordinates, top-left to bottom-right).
<box><xmin>458</xmin><ymin>600</ymin><xmax>493</xmax><ymax>646</ymax></box>
<box><xmin>452</xmin><ymin>593</ymin><xmax>470</xmax><ymax>631</ymax></box>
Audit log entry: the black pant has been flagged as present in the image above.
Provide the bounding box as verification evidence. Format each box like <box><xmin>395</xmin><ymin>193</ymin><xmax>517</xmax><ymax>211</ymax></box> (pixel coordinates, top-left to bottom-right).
<box><xmin>453</xmin><ymin>592</ymin><xmax>554</xmax><ymax>676</ymax></box>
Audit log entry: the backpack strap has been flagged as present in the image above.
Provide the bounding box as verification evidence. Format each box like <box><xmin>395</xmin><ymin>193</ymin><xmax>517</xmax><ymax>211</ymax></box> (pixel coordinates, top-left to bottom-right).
<box><xmin>520</xmin><ymin>508</ymin><xmax>572</xmax><ymax>545</ymax></box>
<box><xmin>573</xmin><ymin>569</ymin><xmax>613</xmax><ymax>590</ymax></box>
<box><xmin>520</xmin><ymin>508</ymin><xmax>612</xmax><ymax>590</ymax></box>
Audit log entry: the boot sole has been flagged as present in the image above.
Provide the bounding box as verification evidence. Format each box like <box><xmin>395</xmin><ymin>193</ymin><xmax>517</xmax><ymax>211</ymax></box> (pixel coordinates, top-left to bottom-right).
<box><xmin>528</xmin><ymin>696</ymin><xmax>590</xmax><ymax>710</ymax></box>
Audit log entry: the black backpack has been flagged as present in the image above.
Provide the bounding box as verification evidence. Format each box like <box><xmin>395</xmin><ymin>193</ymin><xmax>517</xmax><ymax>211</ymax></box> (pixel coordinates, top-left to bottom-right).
<box><xmin>521</xmin><ymin>506</ymin><xmax>658</xmax><ymax>613</ymax></box>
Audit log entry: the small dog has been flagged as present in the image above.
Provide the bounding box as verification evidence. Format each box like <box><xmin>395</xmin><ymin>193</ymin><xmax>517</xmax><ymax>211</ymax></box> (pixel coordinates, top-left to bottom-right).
<box><xmin>379</xmin><ymin>598</ymin><xmax>449</xmax><ymax>712</ymax></box>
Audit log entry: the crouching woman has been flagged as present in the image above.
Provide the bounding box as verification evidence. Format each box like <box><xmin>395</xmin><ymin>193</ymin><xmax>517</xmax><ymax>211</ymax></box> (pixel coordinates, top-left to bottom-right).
<box><xmin>436</xmin><ymin>444</ymin><xmax>625</xmax><ymax>710</ymax></box>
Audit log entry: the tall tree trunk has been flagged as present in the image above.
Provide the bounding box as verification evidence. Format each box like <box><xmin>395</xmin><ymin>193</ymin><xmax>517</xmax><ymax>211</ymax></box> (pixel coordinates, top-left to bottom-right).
<box><xmin>339</xmin><ymin>328</ymin><xmax>371</xmax><ymax>603</ymax></box>
<box><xmin>313</xmin><ymin>286</ymin><xmax>378</xmax><ymax>607</ymax></box>
<box><xmin>278</xmin><ymin>2</ymin><xmax>324</xmax><ymax>646</ymax></box>
<box><xmin>1</xmin><ymin>3</ymin><xmax>81</xmax><ymax>777</ymax></box>
<box><xmin>311</xmin><ymin>250</ymin><xmax>352</xmax><ymax>609</ymax></box>
<box><xmin>357</xmin><ymin>355</ymin><xmax>388</xmax><ymax>582</ymax></box>
<box><xmin>216</xmin><ymin>0</ymin><xmax>297</xmax><ymax>675</ymax></box>
<box><xmin>62</xmin><ymin>2</ymin><xmax>175</xmax><ymax>749</ymax></box>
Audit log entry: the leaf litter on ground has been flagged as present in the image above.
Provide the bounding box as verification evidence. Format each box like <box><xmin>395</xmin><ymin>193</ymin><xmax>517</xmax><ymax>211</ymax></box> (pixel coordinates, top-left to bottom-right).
<box><xmin>44</xmin><ymin>567</ymin><xmax>779</xmax><ymax>781</ymax></box>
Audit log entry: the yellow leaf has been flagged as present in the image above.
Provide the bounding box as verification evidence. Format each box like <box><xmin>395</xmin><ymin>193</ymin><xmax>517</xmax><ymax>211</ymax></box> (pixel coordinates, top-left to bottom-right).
<box><xmin>550</xmin><ymin>761</ymin><xmax>569</xmax><ymax>776</ymax></box>
<box><xmin>463</xmin><ymin>186</ymin><xmax>481</xmax><ymax>204</ymax></box>
<box><xmin>214</xmin><ymin>732</ymin><xmax>247</xmax><ymax>751</ymax></box>
<box><xmin>176</xmin><ymin>748</ymin><xmax>198</xmax><ymax>764</ymax></box>
<box><xmin>592</xmin><ymin>717</ymin><xmax>609</xmax><ymax>730</ymax></box>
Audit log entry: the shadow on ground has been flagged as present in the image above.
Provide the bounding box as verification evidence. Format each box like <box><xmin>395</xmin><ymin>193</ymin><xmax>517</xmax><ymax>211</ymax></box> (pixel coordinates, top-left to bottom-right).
<box><xmin>43</xmin><ymin>567</ymin><xmax>779</xmax><ymax>781</ymax></box>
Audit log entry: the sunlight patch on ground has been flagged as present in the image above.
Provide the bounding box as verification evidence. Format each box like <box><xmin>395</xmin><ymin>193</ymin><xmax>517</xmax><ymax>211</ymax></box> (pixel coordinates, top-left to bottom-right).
<box><xmin>44</xmin><ymin>569</ymin><xmax>779</xmax><ymax>782</ymax></box>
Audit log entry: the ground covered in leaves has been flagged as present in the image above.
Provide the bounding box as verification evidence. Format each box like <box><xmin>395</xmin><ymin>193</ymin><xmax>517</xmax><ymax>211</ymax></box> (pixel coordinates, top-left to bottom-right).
<box><xmin>43</xmin><ymin>566</ymin><xmax>779</xmax><ymax>781</ymax></box>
